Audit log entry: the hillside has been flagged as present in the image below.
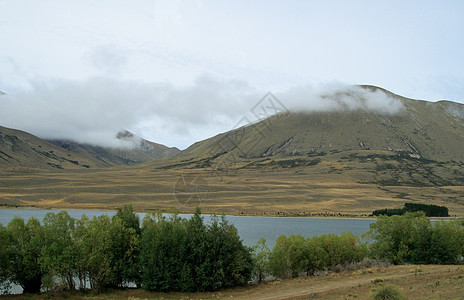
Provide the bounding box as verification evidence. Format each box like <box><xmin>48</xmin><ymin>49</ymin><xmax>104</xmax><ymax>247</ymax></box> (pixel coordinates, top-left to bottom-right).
<box><xmin>48</xmin><ymin>130</ymin><xmax>180</xmax><ymax>166</ymax></box>
<box><xmin>0</xmin><ymin>125</ymin><xmax>104</xmax><ymax>170</ymax></box>
<box><xmin>181</xmin><ymin>86</ymin><xmax>464</xmax><ymax>162</ymax></box>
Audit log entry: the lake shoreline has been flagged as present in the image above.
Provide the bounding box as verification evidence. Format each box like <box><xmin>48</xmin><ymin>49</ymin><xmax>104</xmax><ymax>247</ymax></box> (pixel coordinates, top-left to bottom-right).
<box><xmin>0</xmin><ymin>204</ymin><xmax>379</xmax><ymax>220</ymax></box>
<box><xmin>3</xmin><ymin>205</ymin><xmax>463</xmax><ymax>222</ymax></box>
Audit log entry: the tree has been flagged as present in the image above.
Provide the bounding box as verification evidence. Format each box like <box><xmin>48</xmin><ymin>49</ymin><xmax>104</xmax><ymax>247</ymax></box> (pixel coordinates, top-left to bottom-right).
<box><xmin>0</xmin><ymin>224</ymin><xmax>11</xmax><ymax>293</ymax></box>
<box><xmin>7</xmin><ymin>217</ymin><xmax>44</xmax><ymax>293</ymax></box>
<box><xmin>252</xmin><ymin>238</ymin><xmax>270</xmax><ymax>282</ymax></box>
<box><xmin>140</xmin><ymin>212</ymin><xmax>189</xmax><ymax>292</ymax></box>
<box><xmin>140</xmin><ymin>208</ymin><xmax>253</xmax><ymax>292</ymax></box>
<box><xmin>111</xmin><ymin>205</ymin><xmax>141</xmax><ymax>288</ymax></box>
<box><xmin>40</xmin><ymin>211</ymin><xmax>76</xmax><ymax>290</ymax></box>
<box><xmin>79</xmin><ymin>215</ymin><xmax>116</xmax><ymax>290</ymax></box>
<box><xmin>114</xmin><ymin>205</ymin><xmax>141</xmax><ymax>235</ymax></box>
<box><xmin>287</xmin><ymin>235</ymin><xmax>306</xmax><ymax>278</ymax></box>
<box><xmin>364</xmin><ymin>212</ymin><xmax>431</xmax><ymax>264</ymax></box>
<box><xmin>268</xmin><ymin>235</ymin><xmax>291</xmax><ymax>278</ymax></box>
<box><xmin>208</xmin><ymin>216</ymin><xmax>253</xmax><ymax>288</ymax></box>
<box><xmin>303</xmin><ymin>236</ymin><xmax>328</xmax><ymax>275</ymax></box>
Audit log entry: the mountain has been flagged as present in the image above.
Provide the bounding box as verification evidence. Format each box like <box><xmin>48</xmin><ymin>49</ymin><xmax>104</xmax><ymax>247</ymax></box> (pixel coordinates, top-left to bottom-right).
<box><xmin>0</xmin><ymin>125</ymin><xmax>104</xmax><ymax>170</ymax></box>
<box><xmin>48</xmin><ymin>130</ymin><xmax>180</xmax><ymax>166</ymax></box>
<box><xmin>157</xmin><ymin>85</ymin><xmax>464</xmax><ymax>192</ymax></box>
<box><xmin>180</xmin><ymin>85</ymin><xmax>464</xmax><ymax>162</ymax></box>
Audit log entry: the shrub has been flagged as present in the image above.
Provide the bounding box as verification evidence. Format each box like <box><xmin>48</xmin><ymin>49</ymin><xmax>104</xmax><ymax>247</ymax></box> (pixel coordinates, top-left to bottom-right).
<box><xmin>370</xmin><ymin>285</ymin><xmax>403</xmax><ymax>300</ymax></box>
<box><xmin>364</xmin><ymin>212</ymin><xmax>464</xmax><ymax>265</ymax></box>
<box><xmin>268</xmin><ymin>233</ymin><xmax>366</xmax><ymax>279</ymax></box>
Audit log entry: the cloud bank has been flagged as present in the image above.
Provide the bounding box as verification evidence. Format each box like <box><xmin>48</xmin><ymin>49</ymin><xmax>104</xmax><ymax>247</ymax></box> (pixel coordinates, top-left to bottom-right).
<box><xmin>0</xmin><ymin>76</ymin><xmax>259</xmax><ymax>148</ymax></box>
<box><xmin>0</xmin><ymin>77</ymin><xmax>405</xmax><ymax>149</ymax></box>
<box><xmin>281</xmin><ymin>84</ymin><xmax>404</xmax><ymax>115</ymax></box>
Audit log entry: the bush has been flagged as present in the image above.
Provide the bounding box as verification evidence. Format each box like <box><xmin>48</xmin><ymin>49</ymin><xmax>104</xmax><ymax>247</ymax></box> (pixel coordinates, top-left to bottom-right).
<box><xmin>268</xmin><ymin>233</ymin><xmax>366</xmax><ymax>279</ymax></box>
<box><xmin>364</xmin><ymin>212</ymin><xmax>464</xmax><ymax>264</ymax></box>
<box><xmin>370</xmin><ymin>285</ymin><xmax>403</xmax><ymax>300</ymax></box>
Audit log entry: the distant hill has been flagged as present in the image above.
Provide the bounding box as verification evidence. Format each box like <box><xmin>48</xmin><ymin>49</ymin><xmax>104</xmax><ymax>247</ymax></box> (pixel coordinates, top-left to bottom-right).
<box><xmin>0</xmin><ymin>125</ymin><xmax>104</xmax><ymax>170</ymax></box>
<box><xmin>0</xmin><ymin>126</ymin><xmax>179</xmax><ymax>170</ymax></box>
<box><xmin>48</xmin><ymin>130</ymin><xmax>180</xmax><ymax>166</ymax></box>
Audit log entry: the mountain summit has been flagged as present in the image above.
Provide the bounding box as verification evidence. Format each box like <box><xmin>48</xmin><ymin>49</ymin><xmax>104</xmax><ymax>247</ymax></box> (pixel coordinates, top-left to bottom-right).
<box><xmin>181</xmin><ymin>85</ymin><xmax>464</xmax><ymax>163</ymax></box>
<box><xmin>48</xmin><ymin>130</ymin><xmax>180</xmax><ymax>166</ymax></box>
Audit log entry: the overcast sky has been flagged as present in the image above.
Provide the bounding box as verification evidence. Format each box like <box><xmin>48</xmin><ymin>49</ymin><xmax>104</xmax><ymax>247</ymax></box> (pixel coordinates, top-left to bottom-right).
<box><xmin>1</xmin><ymin>0</ymin><xmax>463</xmax><ymax>149</ymax></box>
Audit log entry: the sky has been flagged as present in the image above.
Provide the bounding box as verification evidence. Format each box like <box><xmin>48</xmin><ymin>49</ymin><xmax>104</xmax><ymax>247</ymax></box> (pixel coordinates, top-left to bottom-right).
<box><xmin>0</xmin><ymin>0</ymin><xmax>463</xmax><ymax>149</ymax></box>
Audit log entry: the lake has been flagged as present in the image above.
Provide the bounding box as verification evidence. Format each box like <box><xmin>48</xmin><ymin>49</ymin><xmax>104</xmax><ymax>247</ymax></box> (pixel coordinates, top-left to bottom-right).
<box><xmin>0</xmin><ymin>208</ymin><xmax>376</xmax><ymax>247</ymax></box>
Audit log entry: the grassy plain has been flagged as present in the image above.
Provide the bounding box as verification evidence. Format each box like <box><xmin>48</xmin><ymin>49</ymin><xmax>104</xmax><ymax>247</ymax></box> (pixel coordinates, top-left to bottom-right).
<box><xmin>1</xmin><ymin>150</ymin><xmax>463</xmax><ymax>216</ymax></box>
<box><xmin>1</xmin><ymin>265</ymin><xmax>463</xmax><ymax>299</ymax></box>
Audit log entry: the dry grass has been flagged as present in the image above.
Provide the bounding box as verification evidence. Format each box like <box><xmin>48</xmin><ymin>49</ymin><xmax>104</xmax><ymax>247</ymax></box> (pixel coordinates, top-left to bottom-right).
<box><xmin>1</xmin><ymin>151</ymin><xmax>464</xmax><ymax>216</ymax></box>
<box><xmin>2</xmin><ymin>265</ymin><xmax>463</xmax><ymax>299</ymax></box>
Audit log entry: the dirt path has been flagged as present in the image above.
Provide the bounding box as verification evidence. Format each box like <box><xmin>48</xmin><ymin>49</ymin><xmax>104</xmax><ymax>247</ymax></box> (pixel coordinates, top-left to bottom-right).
<box><xmin>222</xmin><ymin>265</ymin><xmax>464</xmax><ymax>300</ymax></box>
<box><xmin>3</xmin><ymin>265</ymin><xmax>463</xmax><ymax>299</ymax></box>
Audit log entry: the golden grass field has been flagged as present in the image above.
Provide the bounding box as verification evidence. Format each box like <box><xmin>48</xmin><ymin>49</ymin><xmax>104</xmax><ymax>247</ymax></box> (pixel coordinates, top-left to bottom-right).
<box><xmin>1</xmin><ymin>265</ymin><xmax>463</xmax><ymax>299</ymax></box>
<box><xmin>1</xmin><ymin>150</ymin><xmax>463</xmax><ymax>216</ymax></box>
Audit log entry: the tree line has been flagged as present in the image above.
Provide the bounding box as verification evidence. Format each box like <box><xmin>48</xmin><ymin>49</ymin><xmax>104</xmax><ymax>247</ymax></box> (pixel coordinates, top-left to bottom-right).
<box><xmin>372</xmin><ymin>202</ymin><xmax>449</xmax><ymax>217</ymax></box>
<box><xmin>1</xmin><ymin>207</ymin><xmax>463</xmax><ymax>295</ymax></box>
<box><xmin>0</xmin><ymin>206</ymin><xmax>252</xmax><ymax>294</ymax></box>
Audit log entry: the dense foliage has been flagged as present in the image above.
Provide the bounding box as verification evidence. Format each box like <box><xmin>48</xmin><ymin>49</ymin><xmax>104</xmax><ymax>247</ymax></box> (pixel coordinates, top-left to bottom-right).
<box><xmin>260</xmin><ymin>232</ymin><xmax>366</xmax><ymax>279</ymax></box>
<box><xmin>0</xmin><ymin>206</ymin><xmax>252</xmax><ymax>294</ymax></box>
<box><xmin>1</xmin><ymin>207</ymin><xmax>463</xmax><ymax>295</ymax></box>
<box><xmin>364</xmin><ymin>212</ymin><xmax>464</xmax><ymax>264</ymax></box>
<box><xmin>140</xmin><ymin>208</ymin><xmax>252</xmax><ymax>292</ymax></box>
<box><xmin>372</xmin><ymin>202</ymin><xmax>449</xmax><ymax>217</ymax></box>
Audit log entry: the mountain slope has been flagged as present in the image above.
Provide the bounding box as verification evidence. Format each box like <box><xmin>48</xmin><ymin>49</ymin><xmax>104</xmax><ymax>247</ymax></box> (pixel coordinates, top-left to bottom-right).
<box><xmin>0</xmin><ymin>125</ymin><xmax>105</xmax><ymax>170</ymax></box>
<box><xmin>180</xmin><ymin>86</ymin><xmax>464</xmax><ymax>163</ymax></box>
<box><xmin>48</xmin><ymin>130</ymin><xmax>180</xmax><ymax>166</ymax></box>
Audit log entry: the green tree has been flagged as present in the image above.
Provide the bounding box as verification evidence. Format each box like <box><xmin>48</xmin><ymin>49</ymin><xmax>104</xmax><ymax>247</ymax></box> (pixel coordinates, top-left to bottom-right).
<box><xmin>80</xmin><ymin>215</ymin><xmax>116</xmax><ymax>290</ymax></box>
<box><xmin>140</xmin><ymin>212</ymin><xmax>188</xmax><ymax>291</ymax></box>
<box><xmin>268</xmin><ymin>235</ymin><xmax>291</xmax><ymax>278</ymax></box>
<box><xmin>40</xmin><ymin>211</ymin><xmax>76</xmax><ymax>290</ymax></box>
<box><xmin>114</xmin><ymin>205</ymin><xmax>141</xmax><ymax>235</ymax></box>
<box><xmin>0</xmin><ymin>224</ymin><xmax>11</xmax><ymax>293</ymax></box>
<box><xmin>303</xmin><ymin>236</ymin><xmax>328</xmax><ymax>275</ymax></box>
<box><xmin>363</xmin><ymin>212</ymin><xmax>429</xmax><ymax>264</ymax></box>
<box><xmin>287</xmin><ymin>235</ymin><xmax>306</xmax><ymax>278</ymax></box>
<box><xmin>207</xmin><ymin>216</ymin><xmax>253</xmax><ymax>288</ymax></box>
<box><xmin>7</xmin><ymin>217</ymin><xmax>44</xmax><ymax>293</ymax></box>
<box><xmin>410</xmin><ymin>219</ymin><xmax>464</xmax><ymax>264</ymax></box>
<box><xmin>252</xmin><ymin>238</ymin><xmax>270</xmax><ymax>282</ymax></box>
<box><xmin>73</xmin><ymin>215</ymin><xmax>90</xmax><ymax>290</ymax></box>
<box><xmin>140</xmin><ymin>208</ymin><xmax>253</xmax><ymax>292</ymax></box>
<box><xmin>111</xmin><ymin>205</ymin><xmax>141</xmax><ymax>288</ymax></box>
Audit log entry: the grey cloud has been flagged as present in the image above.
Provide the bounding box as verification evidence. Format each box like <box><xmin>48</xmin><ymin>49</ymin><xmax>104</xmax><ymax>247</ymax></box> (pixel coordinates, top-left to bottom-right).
<box><xmin>0</xmin><ymin>76</ymin><xmax>406</xmax><ymax>149</ymax></box>
<box><xmin>88</xmin><ymin>45</ymin><xmax>128</xmax><ymax>75</ymax></box>
<box><xmin>280</xmin><ymin>84</ymin><xmax>404</xmax><ymax>115</ymax></box>
<box><xmin>0</xmin><ymin>75</ymin><xmax>260</xmax><ymax>148</ymax></box>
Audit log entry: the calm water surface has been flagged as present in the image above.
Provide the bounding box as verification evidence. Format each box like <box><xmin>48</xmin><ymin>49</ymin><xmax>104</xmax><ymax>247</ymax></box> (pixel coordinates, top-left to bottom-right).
<box><xmin>0</xmin><ymin>208</ymin><xmax>375</xmax><ymax>247</ymax></box>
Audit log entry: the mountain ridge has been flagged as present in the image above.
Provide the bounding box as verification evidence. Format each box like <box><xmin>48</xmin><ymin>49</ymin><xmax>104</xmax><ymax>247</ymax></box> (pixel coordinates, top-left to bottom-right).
<box><xmin>48</xmin><ymin>130</ymin><xmax>180</xmax><ymax>166</ymax></box>
<box><xmin>175</xmin><ymin>85</ymin><xmax>464</xmax><ymax>163</ymax></box>
<box><xmin>0</xmin><ymin>126</ymin><xmax>179</xmax><ymax>170</ymax></box>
